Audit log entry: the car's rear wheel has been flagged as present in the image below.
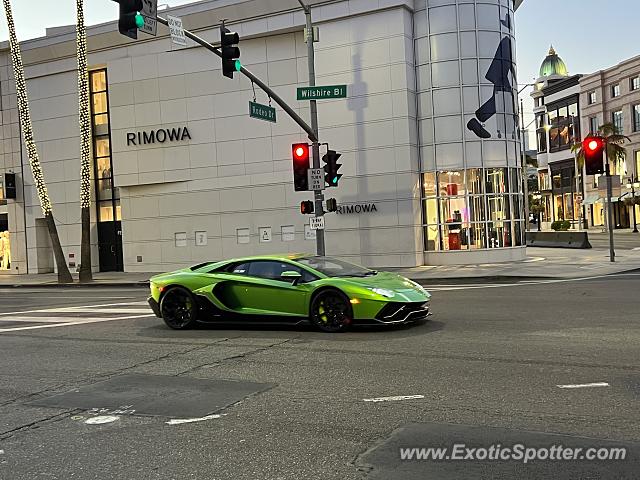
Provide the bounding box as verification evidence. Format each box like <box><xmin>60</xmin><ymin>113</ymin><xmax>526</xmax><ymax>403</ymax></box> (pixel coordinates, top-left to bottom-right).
<box><xmin>310</xmin><ymin>290</ymin><xmax>352</xmax><ymax>333</ymax></box>
<box><xmin>160</xmin><ymin>287</ymin><xmax>197</xmax><ymax>330</ymax></box>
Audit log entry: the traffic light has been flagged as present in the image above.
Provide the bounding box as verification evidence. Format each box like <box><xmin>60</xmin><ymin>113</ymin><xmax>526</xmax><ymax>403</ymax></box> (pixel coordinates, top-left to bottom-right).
<box><xmin>292</xmin><ymin>143</ymin><xmax>310</xmax><ymax>191</ymax></box>
<box><xmin>583</xmin><ymin>136</ymin><xmax>605</xmax><ymax>175</ymax></box>
<box><xmin>326</xmin><ymin>198</ymin><xmax>338</xmax><ymax>212</ymax></box>
<box><xmin>114</xmin><ymin>0</ymin><xmax>144</xmax><ymax>40</ymax></box>
<box><xmin>220</xmin><ymin>24</ymin><xmax>241</xmax><ymax>79</ymax></box>
<box><xmin>300</xmin><ymin>200</ymin><xmax>314</xmax><ymax>215</ymax></box>
<box><xmin>323</xmin><ymin>150</ymin><xmax>342</xmax><ymax>187</ymax></box>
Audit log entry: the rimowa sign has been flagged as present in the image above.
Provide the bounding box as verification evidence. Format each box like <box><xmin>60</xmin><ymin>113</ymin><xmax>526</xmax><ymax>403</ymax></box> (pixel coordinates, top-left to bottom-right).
<box><xmin>126</xmin><ymin>126</ymin><xmax>192</xmax><ymax>146</ymax></box>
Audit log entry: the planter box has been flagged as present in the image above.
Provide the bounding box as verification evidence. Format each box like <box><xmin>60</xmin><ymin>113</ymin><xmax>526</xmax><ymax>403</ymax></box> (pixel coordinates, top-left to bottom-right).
<box><xmin>526</xmin><ymin>231</ymin><xmax>592</xmax><ymax>249</ymax></box>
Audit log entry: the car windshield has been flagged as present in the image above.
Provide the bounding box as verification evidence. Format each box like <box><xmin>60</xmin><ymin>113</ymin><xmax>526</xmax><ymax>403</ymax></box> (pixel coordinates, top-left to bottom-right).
<box><xmin>298</xmin><ymin>256</ymin><xmax>375</xmax><ymax>278</ymax></box>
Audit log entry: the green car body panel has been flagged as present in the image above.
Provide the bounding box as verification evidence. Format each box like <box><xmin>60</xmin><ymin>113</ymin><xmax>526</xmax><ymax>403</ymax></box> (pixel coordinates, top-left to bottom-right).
<box><xmin>149</xmin><ymin>254</ymin><xmax>431</xmax><ymax>323</ymax></box>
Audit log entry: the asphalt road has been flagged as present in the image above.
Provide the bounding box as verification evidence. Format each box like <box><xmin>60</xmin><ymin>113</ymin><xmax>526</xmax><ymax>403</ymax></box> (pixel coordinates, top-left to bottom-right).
<box><xmin>0</xmin><ymin>274</ymin><xmax>639</xmax><ymax>479</ymax></box>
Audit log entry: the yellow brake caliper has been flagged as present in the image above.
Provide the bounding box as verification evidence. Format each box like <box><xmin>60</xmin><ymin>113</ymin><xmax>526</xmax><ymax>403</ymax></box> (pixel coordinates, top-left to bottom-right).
<box><xmin>318</xmin><ymin>302</ymin><xmax>328</xmax><ymax>323</ymax></box>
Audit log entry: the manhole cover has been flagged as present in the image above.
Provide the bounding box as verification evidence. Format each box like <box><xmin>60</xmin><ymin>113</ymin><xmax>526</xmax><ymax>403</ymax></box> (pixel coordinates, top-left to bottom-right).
<box><xmin>29</xmin><ymin>374</ymin><xmax>273</xmax><ymax>418</ymax></box>
<box><xmin>358</xmin><ymin>423</ymin><xmax>639</xmax><ymax>479</ymax></box>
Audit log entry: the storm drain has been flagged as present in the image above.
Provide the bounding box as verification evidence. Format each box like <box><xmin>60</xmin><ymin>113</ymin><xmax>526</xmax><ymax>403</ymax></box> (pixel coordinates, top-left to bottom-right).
<box><xmin>29</xmin><ymin>374</ymin><xmax>274</xmax><ymax>418</ymax></box>
<box><xmin>358</xmin><ymin>423</ymin><xmax>639</xmax><ymax>480</ymax></box>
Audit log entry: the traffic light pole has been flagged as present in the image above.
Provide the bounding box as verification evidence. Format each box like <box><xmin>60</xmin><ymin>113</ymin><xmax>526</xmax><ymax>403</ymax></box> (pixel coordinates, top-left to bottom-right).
<box><xmin>299</xmin><ymin>1</ymin><xmax>325</xmax><ymax>256</ymax></box>
<box><xmin>154</xmin><ymin>15</ymin><xmax>318</xmax><ymax>144</ymax></box>
<box><xmin>605</xmin><ymin>152</ymin><xmax>615</xmax><ymax>263</ymax></box>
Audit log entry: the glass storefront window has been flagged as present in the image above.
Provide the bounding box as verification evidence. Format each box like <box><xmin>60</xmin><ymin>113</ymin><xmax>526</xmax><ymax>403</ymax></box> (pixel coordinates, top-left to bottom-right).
<box><xmin>558</xmin><ymin>106</ymin><xmax>568</xmax><ymax>122</ymax></box>
<box><xmin>92</xmin><ymin>92</ymin><xmax>108</xmax><ymax>115</ymax></box>
<box><xmin>438</xmin><ymin>171</ymin><xmax>465</xmax><ymax>196</ymax></box>
<box><xmin>548</xmin><ymin>110</ymin><xmax>558</xmax><ymax>125</ymax></box>
<box><xmin>559</xmin><ymin>125</ymin><xmax>571</xmax><ymax>146</ymax></box>
<box><xmin>423</xmin><ymin>172</ymin><xmax>437</xmax><ymax>197</ymax></box>
<box><xmin>424</xmin><ymin>225</ymin><xmax>439</xmax><ymax>251</ymax></box>
<box><xmin>97</xmin><ymin>179</ymin><xmax>113</xmax><ymax>201</ymax></box>
<box><xmin>514</xmin><ymin>221</ymin><xmax>524</xmax><ymax>247</ymax></box>
<box><xmin>93</xmin><ymin>114</ymin><xmax>109</xmax><ymax>126</ymax></box>
<box><xmin>510</xmin><ymin>168</ymin><xmax>520</xmax><ymax>195</ymax></box>
<box><xmin>469</xmin><ymin>196</ymin><xmax>486</xmax><ymax>223</ymax></box>
<box><xmin>512</xmin><ymin>194</ymin><xmax>522</xmax><ymax>221</ymax></box>
<box><xmin>0</xmin><ymin>229</ymin><xmax>10</xmax><ymax>270</ymax></box>
<box><xmin>99</xmin><ymin>202</ymin><xmax>115</xmax><ymax>222</ymax></box>
<box><xmin>468</xmin><ymin>223</ymin><xmax>486</xmax><ymax>249</ymax></box>
<box><xmin>97</xmin><ymin>157</ymin><xmax>112</xmax><ymax>178</ymax></box>
<box><xmin>91</xmin><ymin>71</ymin><xmax>107</xmax><ymax>92</ymax></box>
<box><xmin>466</xmin><ymin>168</ymin><xmax>484</xmax><ymax>194</ymax></box>
<box><xmin>96</xmin><ymin>137</ymin><xmax>111</xmax><ymax>158</ymax></box>
<box><xmin>485</xmin><ymin>168</ymin><xmax>507</xmax><ymax>194</ymax></box>
<box><xmin>440</xmin><ymin>197</ymin><xmax>466</xmax><ymax>226</ymax></box>
<box><xmin>488</xmin><ymin>221</ymin><xmax>512</xmax><ymax>248</ymax></box>
<box><xmin>568</xmin><ymin>103</ymin><xmax>578</xmax><ymax>118</ymax></box>
<box><xmin>487</xmin><ymin>195</ymin><xmax>510</xmax><ymax>222</ymax></box>
<box><xmin>423</xmin><ymin>198</ymin><xmax>439</xmax><ymax>225</ymax></box>
<box><xmin>440</xmin><ymin>225</ymin><xmax>467</xmax><ymax>251</ymax></box>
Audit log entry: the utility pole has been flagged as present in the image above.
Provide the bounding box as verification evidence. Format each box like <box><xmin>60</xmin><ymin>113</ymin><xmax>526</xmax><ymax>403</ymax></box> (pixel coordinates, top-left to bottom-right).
<box><xmin>299</xmin><ymin>0</ymin><xmax>325</xmax><ymax>256</ymax></box>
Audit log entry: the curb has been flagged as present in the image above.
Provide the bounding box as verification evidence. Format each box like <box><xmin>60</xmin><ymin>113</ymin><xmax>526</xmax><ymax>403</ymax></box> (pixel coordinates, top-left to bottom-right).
<box><xmin>0</xmin><ymin>281</ymin><xmax>150</xmax><ymax>289</ymax></box>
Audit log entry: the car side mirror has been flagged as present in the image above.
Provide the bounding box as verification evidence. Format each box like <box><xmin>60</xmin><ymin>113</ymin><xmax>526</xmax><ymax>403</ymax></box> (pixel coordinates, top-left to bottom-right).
<box><xmin>281</xmin><ymin>271</ymin><xmax>302</xmax><ymax>285</ymax></box>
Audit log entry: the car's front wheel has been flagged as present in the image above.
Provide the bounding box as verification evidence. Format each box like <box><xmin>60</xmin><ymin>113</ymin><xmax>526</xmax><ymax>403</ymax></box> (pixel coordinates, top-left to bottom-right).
<box><xmin>160</xmin><ymin>287</ymin><xmax>197</xmax><ymax>330</ymax></box>
<box><xmin>309</xmin><ymin>290</ymin><xmax>352</xmax><ymax>333</ymax></box>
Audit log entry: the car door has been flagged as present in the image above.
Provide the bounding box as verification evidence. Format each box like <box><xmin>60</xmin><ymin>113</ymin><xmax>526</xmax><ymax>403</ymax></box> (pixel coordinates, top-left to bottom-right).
<box><xmin>234</xmin><ymin>260</ymin><xmax>312</xmax><ymax>316</ymax></box>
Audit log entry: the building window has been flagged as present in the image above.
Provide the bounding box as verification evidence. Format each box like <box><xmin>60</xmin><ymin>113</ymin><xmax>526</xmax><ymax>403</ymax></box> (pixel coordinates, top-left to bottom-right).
<box><xmin>634</xmin><ymin>105</ymin><xmax>640</xmax><ymax>132</ymax></box>
<box><xmin>612</xmin><ymin>84</ymin><xmax>621</xmax><ymax>98</ymax></box>
<box><xmin>588</xmin><ymin>91</ymin><xmax>597</xmax><ymax>104</ymax></box>
<box><xmin>636</xmin><ymin>151</ymin><xmax>640</xmax><ymax>176</ymax></box>
<box><xmin>535</xmin><ymin>113</ymin><xmax>547</xmax><ymax>153</ymax></box>
<box><xmin>612</xmin><ymin>110</ymin><xmax>624</xmax><ymax>134</ymax></box>
<box><xmin>547</xmin><ymin>101</ymin><xmax>578</xmax><ymax>152</ymax></box>
<box><xmin>589</xmin><ymin>116</ymin><xmax>599</xmax><ymax>134</ymax></box>
<box><xmin>89</xmin><ymin>69</ymin><xmax>120</xmax><ymax>222</ymax></box>
<box><xmin>631</xmin><ymin>77</ymin><xmax>640</xmax><ymax>91</ymax></box>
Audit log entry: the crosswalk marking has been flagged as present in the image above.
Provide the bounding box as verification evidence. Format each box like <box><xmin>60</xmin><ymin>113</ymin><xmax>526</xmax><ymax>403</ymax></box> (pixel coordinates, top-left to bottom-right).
<box><xmin>0</xmin><ymin>301</ymin><xmax>154</xmax><ymax>333</ymax></box>
<box><xmin>0</xmin><ymin>314</ymin><xmax>155</xmax><ymax>333</ymax></box>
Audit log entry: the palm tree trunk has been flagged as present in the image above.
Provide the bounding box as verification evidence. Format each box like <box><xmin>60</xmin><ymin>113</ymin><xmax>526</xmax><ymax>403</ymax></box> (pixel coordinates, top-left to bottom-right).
<box><xmin>77</xmin><ymin>0</ymin><xmax>93</xmax><ymax>283</ymax></box>
<box><xmin>3</xmin><ymin>0</ymin><xmax>73</xmax><ymax>284</ymax></box>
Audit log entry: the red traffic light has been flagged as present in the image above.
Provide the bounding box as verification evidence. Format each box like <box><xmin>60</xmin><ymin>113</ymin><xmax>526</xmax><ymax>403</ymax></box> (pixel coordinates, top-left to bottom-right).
<box><xmin>293</xmin><ymin>143</ymin><xmax>310</xmax><ymax>162</ymax></box>
<box><xmin>582</xmin><ymin>136</ymin><xmax>605</xmax><ymax>176</ymax></box>
<box><xmin>584</xmin><ymin>136</ymin><xmax>603</xmax><ymax>153</ymax></box>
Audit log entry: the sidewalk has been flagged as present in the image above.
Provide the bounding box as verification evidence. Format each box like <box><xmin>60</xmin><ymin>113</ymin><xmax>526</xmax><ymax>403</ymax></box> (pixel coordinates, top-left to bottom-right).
<box><xmin>393</xmin><ymin>247</ymin><xmax>640</xmax><ymax>282</ymax></box>
<box><xmin>1</xmin><ymin>246</ymin><xmax>639</xmax><ymax>287</ymax></box>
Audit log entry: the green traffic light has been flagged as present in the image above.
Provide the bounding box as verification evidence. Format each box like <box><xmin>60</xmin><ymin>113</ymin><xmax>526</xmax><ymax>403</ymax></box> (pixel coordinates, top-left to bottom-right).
<box><xmin>234</xmin><ymin>60</ymin><xmax>242</xmax><ymax>72</ymax></box>
<box><xmin>135</xmin><ymin>13</ymin><xmax>144</xmax><ymax>29</ymax></box>
<box><xmin>332</xmin><ymin>177</ymin><xmax>338</xmax><ymax>184</ymax></box>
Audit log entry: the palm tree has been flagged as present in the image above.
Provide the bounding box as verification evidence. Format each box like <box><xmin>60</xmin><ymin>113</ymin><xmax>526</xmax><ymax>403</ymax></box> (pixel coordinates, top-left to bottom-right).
<box><xmin>571</xmin><ymin>122</ymin><xmax>631</xmax><ymax>171</ymax></box>
<box><xmin>3</xmin><ymin>0</ymin><xmax>73</xmax><ymax>283</ymax></box>
<box><xmin>76</xmin><ymin>0</ymin><xmax>93</xmax><ymax>282</ymax></box>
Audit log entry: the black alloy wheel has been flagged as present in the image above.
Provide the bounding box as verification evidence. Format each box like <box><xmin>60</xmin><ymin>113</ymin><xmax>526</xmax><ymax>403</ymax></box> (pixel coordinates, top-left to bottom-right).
<box><xmin>310</xmin><ymin>290</ymin><xmax>353</xmax><ymax>333</ymax></box>
<box><xmin>160</xmin><ymin>287</ymin><xmax>198</xmax><ymax>330</ymax></box>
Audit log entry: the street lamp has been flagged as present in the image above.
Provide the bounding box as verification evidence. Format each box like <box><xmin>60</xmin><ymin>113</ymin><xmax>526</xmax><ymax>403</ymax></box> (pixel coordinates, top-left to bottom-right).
<box><xmin>626</xmin><ymin>175</ymin><xmax>640</xmax><ymax>233</ymax></box>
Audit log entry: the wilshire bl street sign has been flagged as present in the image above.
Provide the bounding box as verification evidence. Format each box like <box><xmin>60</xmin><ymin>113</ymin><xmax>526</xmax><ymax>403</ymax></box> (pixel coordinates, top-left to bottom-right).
<box><xmin>297</xmin><ymin>85</ymin><xmax>347</xmax><ymax>101</ymax></box>
<box><xmin>249</xmin><ymin>101</ymin><xmax>276</xmax><ymax>123</ymax></box>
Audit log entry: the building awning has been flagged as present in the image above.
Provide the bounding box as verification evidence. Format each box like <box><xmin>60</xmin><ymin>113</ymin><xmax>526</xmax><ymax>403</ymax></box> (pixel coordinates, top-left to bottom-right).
<box><xmin>582</xmin><ymin>193</ymin><xmax>600</xmax><ymax>205</ymax></box>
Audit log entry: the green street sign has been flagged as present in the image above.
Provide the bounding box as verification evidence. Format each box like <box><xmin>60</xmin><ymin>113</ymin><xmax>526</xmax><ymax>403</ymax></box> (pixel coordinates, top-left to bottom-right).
<box><xmin>249</xmin><ymin>101</ymin><xmax>276</xmax><ymax>123</ymax></box>
<box><xmin>297</xmin><ymin>85</ymin><xmax>347</xmax><ymax>101</ymax></box>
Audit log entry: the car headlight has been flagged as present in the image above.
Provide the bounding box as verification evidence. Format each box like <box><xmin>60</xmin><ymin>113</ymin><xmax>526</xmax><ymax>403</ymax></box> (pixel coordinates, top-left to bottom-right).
<box><xmin>369</xmin><ymin>287</ymin><xmax>395</xmax><ymax>298</ymax></box>
<box><xmin>404</xmin><ymin>280</ymin><xmax>429</xmax><ymax>295</ymax></box>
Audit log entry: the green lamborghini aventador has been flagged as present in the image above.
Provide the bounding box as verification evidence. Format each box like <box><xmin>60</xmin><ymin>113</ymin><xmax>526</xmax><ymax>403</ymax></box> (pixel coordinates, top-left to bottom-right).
<box><xmin>148</xmin><ymin>254</ymin><xmax>431</xmax><ymax>332</ymax></box>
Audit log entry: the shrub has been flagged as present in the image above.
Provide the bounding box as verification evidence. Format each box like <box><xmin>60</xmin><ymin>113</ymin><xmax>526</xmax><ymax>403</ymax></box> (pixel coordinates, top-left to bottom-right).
<box><xmin>551</xmin><ymin>220</ymin><xmax>571</xmax><ymax>231</ymax></box>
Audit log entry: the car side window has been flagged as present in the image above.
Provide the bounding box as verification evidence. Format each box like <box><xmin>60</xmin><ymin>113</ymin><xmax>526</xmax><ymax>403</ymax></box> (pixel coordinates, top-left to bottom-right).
<box><xmin>246</xmin><ymin>261</ymin><xmax>317</xmax><ymax>283</ymax></box>
<box><xmin>229</xmin><ymin>262</ymin><xmax>250</xmax><ymax>275</ymax></box>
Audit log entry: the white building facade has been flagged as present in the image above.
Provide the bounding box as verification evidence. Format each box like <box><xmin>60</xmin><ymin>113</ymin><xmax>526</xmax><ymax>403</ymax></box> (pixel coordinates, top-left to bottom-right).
<box><xmin>0</xmin><ymin>0</ymin><xmax>525</xmax><ymax>275</ymax></box>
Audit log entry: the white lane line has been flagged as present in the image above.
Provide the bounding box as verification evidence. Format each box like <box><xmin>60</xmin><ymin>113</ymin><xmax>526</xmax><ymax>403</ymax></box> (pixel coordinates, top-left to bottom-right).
<box><xmin>46</xmin><ymin>308</ymin><xmax>151</xmax><ymax>314</ymax></box>
<box><xmin>557</xmin><ymin>382</ymin><xmax>610</xmax><ymax>389</ymax></box>
<box><xmin>423</xmin><ymin>272</ymin><xmax>640</xmax><ymax>291</ymax></box>
<box><xmin>0</xmin><ymin>316</ymin><xmax>105</xmax><ymax>324</ymax></box>
<box><xmin>166</xmin><ymin>414</ymin><xmax>224</xmax><ymax>425</ymax></box>
<box><xmin>363</xmin><ymin>395</ymin><xmax>425</xmax><ymax>403</ymax></box>
<box><xmin>0</xmin><ymin>314</ymin><xmax>155</xmax><ymax>333</ymax></box>
<box><xmin>0</xmin><ymin>301</ymin><xmax>147</xmax><ymax>317</ymax></box>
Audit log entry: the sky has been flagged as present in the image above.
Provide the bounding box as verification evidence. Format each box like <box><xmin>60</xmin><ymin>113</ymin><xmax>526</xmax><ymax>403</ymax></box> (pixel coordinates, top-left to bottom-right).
<box><xmin>1</xmin><ymin>0</ymin><xmax>639</xmax><ymax>145</ymax></box>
